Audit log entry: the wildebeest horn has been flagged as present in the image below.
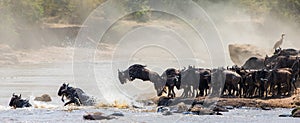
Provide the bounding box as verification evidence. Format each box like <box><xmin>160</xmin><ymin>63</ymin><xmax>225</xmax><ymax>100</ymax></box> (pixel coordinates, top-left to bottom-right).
<box><xmin>19</xmin><ymin>94</ymin><xmax>21</xmax><ymax>98</ymax></box>
<box><xmin>12</xmin><ymin>93</ymin><xmax>15</xmax><ymax>96</ymax></box>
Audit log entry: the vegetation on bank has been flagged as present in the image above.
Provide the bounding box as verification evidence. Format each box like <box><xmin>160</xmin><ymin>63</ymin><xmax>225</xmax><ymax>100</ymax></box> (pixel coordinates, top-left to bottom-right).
<box><xmin>1</xmin><ymin>0</ymin><xmax>300</xmax><ymax>48</ymax></box>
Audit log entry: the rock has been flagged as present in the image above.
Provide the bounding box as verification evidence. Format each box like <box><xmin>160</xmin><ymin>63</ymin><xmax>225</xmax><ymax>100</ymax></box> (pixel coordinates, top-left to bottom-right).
<box><xmin>292</xmin><ymin>107</ymin><xmax>300</xmax><ymax>117</ymax></box>
<box><xmin>182</xmin><ymin>112</ymin><xmax>193</xmax><ymax>115</ymax></box>
<box><xmin>109</xmin><ymin>112</ymin><xmax>124</xmax><ymax>117</ymax></box>
<box><xmin>279</xmin><ymin>114</ymin><xmax>291</xmax><ymax>117</ymax></box>
<box><xmin>189</xmin><ymin>104</ymin><xmax>204</xmax><ymax>112</ymax></box>
<box><xmin>83</xmin><ymin>112</ymin><xmax>115</xmax><ymax>120</ymax></box>
<box><xmin>193</xmin><ymin>109</ymin><xmax>215</xmax><ymax>115</ymax></box>
<box><xmin>213</xmin><ymin>106</ymin><xmax>229</xmax><ymax>112</ymax></box>
<box><xmin>157</xmin><ymin>96</ymin><xmax>173</xmax><ymax>106</ymax></box>
<box><xmin>157</xmin><ymin>106</ymin><xmax>170</xmax><ymax>113</ymax></box>
<box><xmin>34</xmin><ymin>94</ymin><xmax>52</xmax><ymax>102</ymax></box>
<box><xmin>162</xmin><ymin>111</ymin><xmax>172</xmax><ymax>116</ymax></box>
<box><xmin>174</xmin><ymin>102</ymin><xmax>188</xmax><ymax>113</ymax></box>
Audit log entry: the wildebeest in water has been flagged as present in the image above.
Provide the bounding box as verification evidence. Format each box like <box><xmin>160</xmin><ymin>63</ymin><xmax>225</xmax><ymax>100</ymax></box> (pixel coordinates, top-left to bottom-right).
<box><xmin>9</xmin><ymin>93</ymin><xmax>32</xmax><ymax>108</ymax></box>
<box><xmin>58</xmin><ymin>83</ymin><xmax>96</xmax><ymax>106</ymax></box>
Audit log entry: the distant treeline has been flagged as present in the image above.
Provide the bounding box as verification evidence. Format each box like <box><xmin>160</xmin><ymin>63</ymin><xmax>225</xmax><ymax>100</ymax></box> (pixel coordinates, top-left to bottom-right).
<box><xmin>1</xmin><ymin>0</ymin><xmax>300</xmax><ymax>48</ymax></box>
<box><xmin>1</xmin><ymin>0</ymin><xmax>300</xmax><ymax>25</ymax></box>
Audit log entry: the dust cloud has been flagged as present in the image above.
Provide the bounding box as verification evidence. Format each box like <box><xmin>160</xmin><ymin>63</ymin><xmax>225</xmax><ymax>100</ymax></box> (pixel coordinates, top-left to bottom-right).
<box><xmin>1</xmin><ymin>1</ymin><xmax>300</xmax><ymax>66</ymax></box>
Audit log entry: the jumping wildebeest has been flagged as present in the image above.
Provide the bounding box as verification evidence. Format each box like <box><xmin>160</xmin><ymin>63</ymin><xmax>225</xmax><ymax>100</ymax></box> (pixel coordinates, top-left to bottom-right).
<box><xmin>58</xmin><ymin>83</ymin><xmax>96</xmax><ymax>106</ymax></box>
<box><xmin>9</xmin><ymin>93</ymin><xmax>31</xmax><ymax>108</ymax></box>
<box><xmin>118</xmin><ymin>64</ymin><xmax>165</xmax><ymax>96</ymax></box>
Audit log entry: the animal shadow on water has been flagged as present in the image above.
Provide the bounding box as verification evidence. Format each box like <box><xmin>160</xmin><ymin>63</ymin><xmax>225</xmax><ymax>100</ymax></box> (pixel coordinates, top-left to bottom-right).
<box><xmin>9</xmin><ymin>93</ymin><xmax>32</xmax><ymax>108</ymax></box>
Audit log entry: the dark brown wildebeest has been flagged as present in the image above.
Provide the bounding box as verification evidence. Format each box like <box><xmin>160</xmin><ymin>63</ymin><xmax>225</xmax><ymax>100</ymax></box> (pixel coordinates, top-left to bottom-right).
<box><xmin>57</xmin><ymin>83</ymin><xmax>96</xmax><ymax>106</ymax></box>
<box><xmin>268</xmin><ymin>69</ymin><xmax>292</xmax><ymax>97</ymax></box>
<box><xmin>223</xmin><ymin>70</ymin><xmax>242</xmax><ymax>97</ymax></box>
<box><xmin>181</xmin><ymin>66</ymin><xmax>211</xmax><ymax>97</ymax></box>
<box><xmin>9</xmin><ymin>93</ymin><xmax>32</xmax><ymax>108</ymax></box>
<box><xmin>242</xmin><ymin>57</ymin><xmax>266</xmax><ymax>69</ymax></box>
<box><xmin>242</xmin><ymin>70</ymin><xmax>257</xmax><ymax>98</ymax></box>
<box><xmin>254</xmin><ymin>69</ymin><xmax>270</xmax><ymax>98</ymax></box>
<box><xmin>160</xmin><ymin>68</ymin><xmax>181</xmax><ymax>98</ymax></box>
<box><xmin>180</xmin><ymin>66</ymin><xmax>200</xmax><ymax>97</ymax></box>
<box><xmin>199</xmin><ymin>69</ymin><xmax>211</xmax><ymax>97</ymax></box>
<box><xmin>273</xmin><ymin>56</ymin><xmax>299</xmax><ymax>69</ymax></box>
<box><xmin>118</xmin><ymin>64</ymin><xmax>165</xmax><ymax>96</ymax></box>
<box><xmin>273</xmin><ymin>48</ymin><xmax>299</xmax><ymax>56</ymax></box>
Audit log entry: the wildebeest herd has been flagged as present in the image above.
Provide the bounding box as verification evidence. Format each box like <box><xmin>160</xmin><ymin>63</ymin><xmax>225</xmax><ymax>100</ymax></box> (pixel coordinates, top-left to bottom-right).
<box><xmin>118</xmin><ymin>48</ymin><xmax>300</xmax><ymax>99</ymax></box>
<box><xmin>7</xmin><ymin>48</ymin><xmax>300</xmax><ymax>109</ymax></box>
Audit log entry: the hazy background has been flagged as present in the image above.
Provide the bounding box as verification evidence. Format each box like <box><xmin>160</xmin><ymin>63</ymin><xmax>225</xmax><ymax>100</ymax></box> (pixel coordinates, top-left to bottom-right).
<box><xmin>0</xmin><ymin>0</ymin><xmax>300</xmax><ymax>65</ymax></box>
<box><xmin>0</xmin><ymin>0</ymin><xmax>300</xmax><ymax>107</ymax></box>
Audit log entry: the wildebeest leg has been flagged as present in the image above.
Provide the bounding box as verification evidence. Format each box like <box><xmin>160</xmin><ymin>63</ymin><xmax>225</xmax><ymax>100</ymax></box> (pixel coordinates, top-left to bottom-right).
<box><xmin>158</xmin><ymin>86</ymin><xmax>167</xmax><ymax>96</ymax></box>
<box><xmin>74</xmin><ymin>98</ymin><xmax>81</xmax><ymax>106</ymax></box>
<box><xmin>171</xmin><ymin>86</ymin><xmax>175</xmax><ymax>98</ymax></box>
<box><xmin>291</xmin><ymin>77</ymin><xmax>297</xmax><ymax>94</ymax></box>
<box><xmin>64</xmin><ymin>100</ymin><xmax>73</xmax><ymax>106</ymax></box>
<box><xmin>277</xmin><ymin>82</ymin><xmax>281</xmax><ymax>96</ymax></box>
<box><xmin>61</xmin><ymin>94</ymin><xmax>65</xmax><ymax>102</ymax></box>
<box><xmin>64</xmin><ymin>98</ymin><xmax>81</xmax><ymax>106</ymax></box>
<box><xmin>168</xmin><ymin>86</ymin><xmax>174</xmax><ymax>98</ymax></box>
<box><xmin>235</xmin><ymin>85</ymin><xmax>240</xmax><ymax>97</ymax></box>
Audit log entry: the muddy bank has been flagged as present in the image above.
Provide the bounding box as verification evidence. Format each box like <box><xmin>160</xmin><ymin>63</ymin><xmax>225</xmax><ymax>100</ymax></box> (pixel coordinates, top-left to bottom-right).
<box><xmin>151</xmin><ymin>89</ymin><xmax>300</xmax><ymax>109</ymax></box>
<box><xmin>206</xmin><ymin>93</ymin><xmax>300</xmax><ymax>108</ymax></box>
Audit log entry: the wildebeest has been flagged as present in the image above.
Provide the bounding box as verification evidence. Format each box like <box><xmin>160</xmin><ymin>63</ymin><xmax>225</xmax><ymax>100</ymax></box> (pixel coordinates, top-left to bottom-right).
<box><xmin>268</xmin><ymin>69</ymin><xmax>293</xmax><ymax>96</ymax></box>
<box><xmin>242</xmin><ymin>70</ymin><xmax>257</xmax><ymax>98</ymax></box>
<box><xmin>242</xmin><ymin>57</ymin><xmax>266</xmax><ymax>69</ymax></box>
<box><xmin>254</xmin><ymin>69</ymin><xmax>270</xmax><ymax>98</ymax></box>
<box><xmin>58</xmin><ymin>83</ymin><xmax>96</xmax><ymax>106</ymax></box>
<box><xmin>223</xmin><ymin>70</ymin><xmax>242</xmax><ymax>97</ymax></box>
<box><xmin>180</xmin><ymin>66</ymin><xmax>200</xmax><ymax>97</ymax></box>
<box><xmin>118</xmin><ymin>64</ymin><xmax>165</xmax><ymax>96</ymax></box>
<box><xmin>198</xmin><ymin>69</ymin><xmax>211</xmax><ymax>97</ymax></box>
<box><xmin>274</xmin><ymin>48</ymin><xmax>299</xmax><ymax>56</ymax></box>
<box><xmin>160</xmin><ymin>68</ymin><xmax>181</xmax><ymax>98</ymax></box>
<box><xmin>273</xmin><ymin>56</ymin><xmax>299</xmax><ymax>69</ymax></box>
<box><xmin>9</xmin><ymin>93</ymin><xmax>31</xmax><ymax>108</ymax></box>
